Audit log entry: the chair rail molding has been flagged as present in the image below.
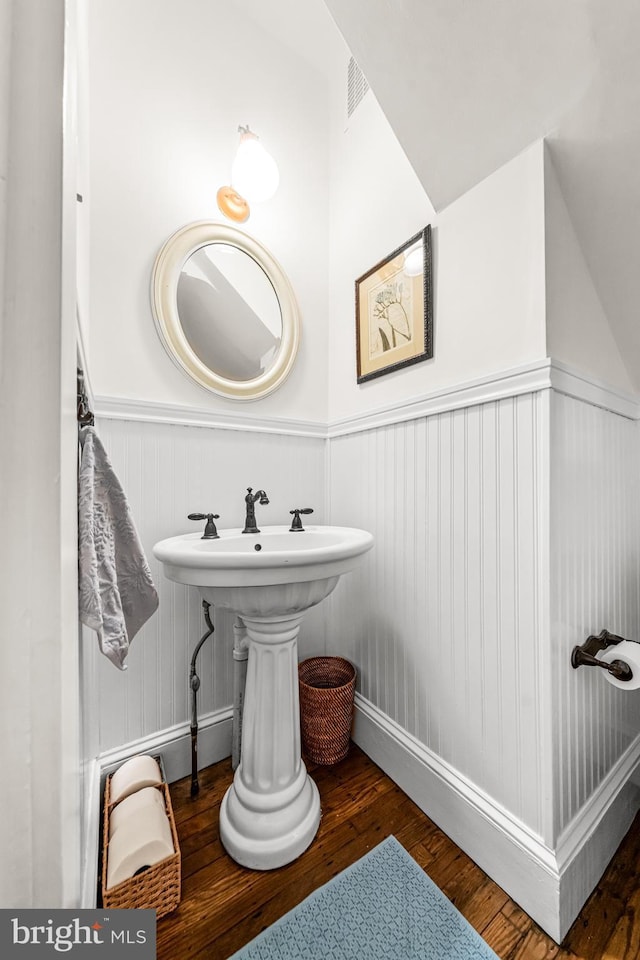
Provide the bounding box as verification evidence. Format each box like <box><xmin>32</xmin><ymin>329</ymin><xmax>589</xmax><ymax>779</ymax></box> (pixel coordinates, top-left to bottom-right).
<box><xmin>95</xmin><ymin>358</ymin><xmax>640</xmax><ymax>441</ymax></box>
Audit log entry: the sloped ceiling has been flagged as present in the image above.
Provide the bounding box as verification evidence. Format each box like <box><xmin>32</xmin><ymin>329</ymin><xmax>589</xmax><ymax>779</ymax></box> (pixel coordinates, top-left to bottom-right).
<box><xmin>324</xmin><ymin>0</ymin><xmax>640</xmax><ymax>391</ymax></box>
<box><xmin>232</xmin><ymin>0</ymin><xmax>340</xmax><ymax>78</ymax></box>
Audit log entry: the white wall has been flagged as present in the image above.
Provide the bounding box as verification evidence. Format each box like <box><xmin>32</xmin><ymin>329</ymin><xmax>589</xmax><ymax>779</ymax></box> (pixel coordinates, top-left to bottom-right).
<box><xmin>86</xmin><ymin>0</ymin><xmax>330</xmax><ymax>424</ymax></box>
<box><xmin>0</xmin><ymin>0</ymin><xmax>80</xmax><ymax>909</ymax></box>
<box><xmin>327</xmin><ymin>49</ymin><xmax>547</xmax><ymax>422</ymax></box>
<box><xmin>324</xmin><ymin>382</ymin><xmax>562</xmax><ymax>935</ymax></box>
<box><xmin>324</xmin><ymin>376</ymin><xmax>640</xmax><ymax>939</ymax></box>
<box><xmin>327</xmin><ymin>391</ymin><xmax>550</xmax><ymax>835</ymax></box>
<box><xmin>544</xmin><ymin>147</ymin><xmax>634</xmax><ymax>394</ymax></box>
<box><xmin>550</xmin><ymin>392</ymin><xmax>640</xmax><ymax>932</ymax></box>
<box><xmin>543</xmin><ymin>148</ymin><xmax>640</xmax><ymax>931</ymax></box>
<box><xmin>87</xmin><ymin>415</ymin><xmax>326</xmax><ymax>759</ymax></box>
<box><xmin>551</xmin><ymin>394</ymin><xmax>640</xmax><ymax>835</ymax></box>
<box><xmin>323</xmin><ymin>37</ymin><xmax>640</xmax><ymax>940</ymax></box>
<box><xmin>0</xmin><ymin>0</ymin><xmax>10</xmax><ymax>332</ymax></box>
<box><xmin>324</xmin><ymin>0</ymin><xmax>640</xmax><ymax>397</ymax></box>
<box><xmin>81</xmin><ymin>0</ymin><xmax>338</xmax><ymax>774</ymax></box>
<box><xmin>324</xmin><ymin>51</ymin><xmax>551</xmax><ymax>844</ymax></box>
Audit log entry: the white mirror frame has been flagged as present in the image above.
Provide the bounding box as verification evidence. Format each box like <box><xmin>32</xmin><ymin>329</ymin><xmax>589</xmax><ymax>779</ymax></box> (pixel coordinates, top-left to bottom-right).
<box><xmin>151</xmin><ymin>221</ymin><xmax>301</xmax><ymax>400</ymax></box>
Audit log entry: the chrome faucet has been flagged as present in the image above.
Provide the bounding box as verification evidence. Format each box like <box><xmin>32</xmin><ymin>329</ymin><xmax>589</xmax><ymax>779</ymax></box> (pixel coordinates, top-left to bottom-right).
<box><xmin>242</xmin><ymin>487</ymin><xmax>269</xmax><ymax>534</ymax></box>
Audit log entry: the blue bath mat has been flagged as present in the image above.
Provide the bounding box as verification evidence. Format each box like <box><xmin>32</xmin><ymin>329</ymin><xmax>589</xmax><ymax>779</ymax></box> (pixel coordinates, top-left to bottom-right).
<box><xmin>229</xmin><ymin>835</ymin><xmax>498</xmax><ymax>959</ymax></box>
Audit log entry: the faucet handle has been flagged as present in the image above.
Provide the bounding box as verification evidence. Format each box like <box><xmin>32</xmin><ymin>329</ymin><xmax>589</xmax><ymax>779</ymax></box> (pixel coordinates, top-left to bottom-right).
<box><xmin>188</xmin><ymin>512</ymin><xmax>220</xmax><ymax>540</ymax></box>
<box><xmin>289</xmin><ymin>508</ymin><xmax>313</xmax><ymax>532</ymax></box>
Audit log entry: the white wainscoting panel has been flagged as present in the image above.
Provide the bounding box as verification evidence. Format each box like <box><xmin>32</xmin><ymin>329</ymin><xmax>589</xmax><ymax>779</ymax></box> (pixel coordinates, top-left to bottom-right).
<box><xmin>326</xmin><ymin>386</ymin><xmax>640</xmax><ymax>939</ymax></box>
<box><xmin>550</xmin><ymin>392</ymin><xmax>640</xmax><ymax>836</ymax></box>
<box><xmin>89</xmin><ymin>416</ymin><xmax>326</xmax><ymax>754</ymax></box>
<box><xmin>327</xmin><ymin>391</ymin><xmax>551</xmax><ymax>837</ymax></box>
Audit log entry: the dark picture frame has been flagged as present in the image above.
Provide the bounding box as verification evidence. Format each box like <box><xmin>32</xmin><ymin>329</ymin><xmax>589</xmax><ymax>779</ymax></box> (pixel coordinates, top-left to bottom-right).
<box><xmin>355</xmin><ymin>225</ymin><xmax>432</xmax><ymax>384</ymax></box>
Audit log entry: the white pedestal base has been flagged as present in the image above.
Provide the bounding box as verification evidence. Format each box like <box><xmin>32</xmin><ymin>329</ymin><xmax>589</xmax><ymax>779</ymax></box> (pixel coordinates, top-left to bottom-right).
<box><xmin>219</xmin><ymin>613</ymin><xmax>322</xmax><ymax>870</ymax></box>
<box><xmin>220</xmin><ymin>770</ymin><xmax>320</xmax><ymax>870</ymax></box>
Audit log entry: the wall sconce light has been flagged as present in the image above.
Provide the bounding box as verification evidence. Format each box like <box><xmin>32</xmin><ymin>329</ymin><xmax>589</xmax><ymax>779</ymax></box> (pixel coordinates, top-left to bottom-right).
<box><xmin>217</xmin><ymin>125</ymin><xmax>279</xmax><ymax>223</ymax></box>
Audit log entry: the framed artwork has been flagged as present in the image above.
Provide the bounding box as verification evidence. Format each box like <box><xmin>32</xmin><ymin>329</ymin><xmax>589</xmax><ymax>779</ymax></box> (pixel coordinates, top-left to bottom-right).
<box><xmin>355</xmin><ymin>225</ymin><xmax>432</xmax><ymax>384</ymax></box>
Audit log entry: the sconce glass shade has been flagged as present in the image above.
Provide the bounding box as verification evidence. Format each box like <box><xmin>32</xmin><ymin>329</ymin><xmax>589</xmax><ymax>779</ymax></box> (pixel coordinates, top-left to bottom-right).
<box><xmin>231</xmin><ymin>127</ymin><xmax>279</xmax><ymax>204</ymax></box>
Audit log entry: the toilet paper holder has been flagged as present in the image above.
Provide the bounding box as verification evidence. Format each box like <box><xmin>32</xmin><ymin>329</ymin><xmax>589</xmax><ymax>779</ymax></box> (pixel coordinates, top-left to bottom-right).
<box><xmin>571</xmin><ymin>629</ymin><xmax>633</xmax><ymax>681</ymax></box>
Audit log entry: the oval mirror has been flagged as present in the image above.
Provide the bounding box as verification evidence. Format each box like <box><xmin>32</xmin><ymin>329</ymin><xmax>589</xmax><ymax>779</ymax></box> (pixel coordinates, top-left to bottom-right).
<box><xmin>151</xmin><ymin>221</ymin><xmax>300</xmax><ymax>400</ymax></box>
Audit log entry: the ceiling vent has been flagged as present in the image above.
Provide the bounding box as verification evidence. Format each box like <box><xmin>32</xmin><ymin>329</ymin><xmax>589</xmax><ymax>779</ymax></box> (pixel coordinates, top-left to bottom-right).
<box><xmin>347</xmin><ymin>56</ymin><xmax>369</xmax><ymax>118</ymax></box>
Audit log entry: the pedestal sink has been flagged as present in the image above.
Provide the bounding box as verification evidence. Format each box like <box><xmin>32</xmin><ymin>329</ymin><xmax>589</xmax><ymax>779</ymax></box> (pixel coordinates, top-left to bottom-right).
<box><xmin>153</xmin><ymin>524</ymin><xmax>374</xmax><ymax>870</ymax></box>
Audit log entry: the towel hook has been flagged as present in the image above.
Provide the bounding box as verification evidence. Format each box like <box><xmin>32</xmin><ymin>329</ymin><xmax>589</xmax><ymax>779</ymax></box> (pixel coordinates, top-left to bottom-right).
<box><xmin>77</xmin><ymin>367</ymin><xmax>94</xmax><ymax>426</ymax></box>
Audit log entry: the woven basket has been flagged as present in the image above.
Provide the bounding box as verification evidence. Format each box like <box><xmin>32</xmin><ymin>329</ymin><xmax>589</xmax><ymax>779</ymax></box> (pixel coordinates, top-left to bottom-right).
<box><xmin>101</xmin><ymin>775</ymin><xmax>181</xmax><ymax>918</ymax></box>
<box><xmin>298</xmin><ymin>657</ymin><xmax>356</xmax><ymax>765</ymax></box>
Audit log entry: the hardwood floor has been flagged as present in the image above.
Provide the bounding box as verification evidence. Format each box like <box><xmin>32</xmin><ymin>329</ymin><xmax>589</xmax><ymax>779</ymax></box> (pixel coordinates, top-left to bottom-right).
<box><xmin>157</xmin><ymin>745</ymin><xmax>640</xmax><ymax>959</ymax></box>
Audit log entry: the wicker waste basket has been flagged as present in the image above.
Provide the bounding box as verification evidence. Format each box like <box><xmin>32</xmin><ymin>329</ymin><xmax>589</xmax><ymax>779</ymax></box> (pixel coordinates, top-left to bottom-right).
<box><xmin>298</xmin><ymin>656</ymin><xmax>356</xmax><ymax>765</ymax></box>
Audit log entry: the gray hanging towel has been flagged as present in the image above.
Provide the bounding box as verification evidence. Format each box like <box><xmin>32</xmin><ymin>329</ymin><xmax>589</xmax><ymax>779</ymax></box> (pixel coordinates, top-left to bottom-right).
<box><xmin>78</xmin><ymin>425</ymin><xmax>159</xmax><ymax>669</ymax></box>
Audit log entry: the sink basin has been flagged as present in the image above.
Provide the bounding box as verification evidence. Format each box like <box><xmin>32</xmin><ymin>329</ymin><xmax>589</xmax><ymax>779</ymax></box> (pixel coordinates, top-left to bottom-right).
<box><xmin>153</xmin><ymin>524</ymin><xmax>374</xmax><ymax>617</ymax></box>
<box><xmin>153</xmin><ymin>524</ymin><xmax>374</xmax><ymax>585</ymax></box>
<box><xmin>153</xmin><ymin>523</ymin><xmax>374</xmax><ymax>871</ymax></box>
